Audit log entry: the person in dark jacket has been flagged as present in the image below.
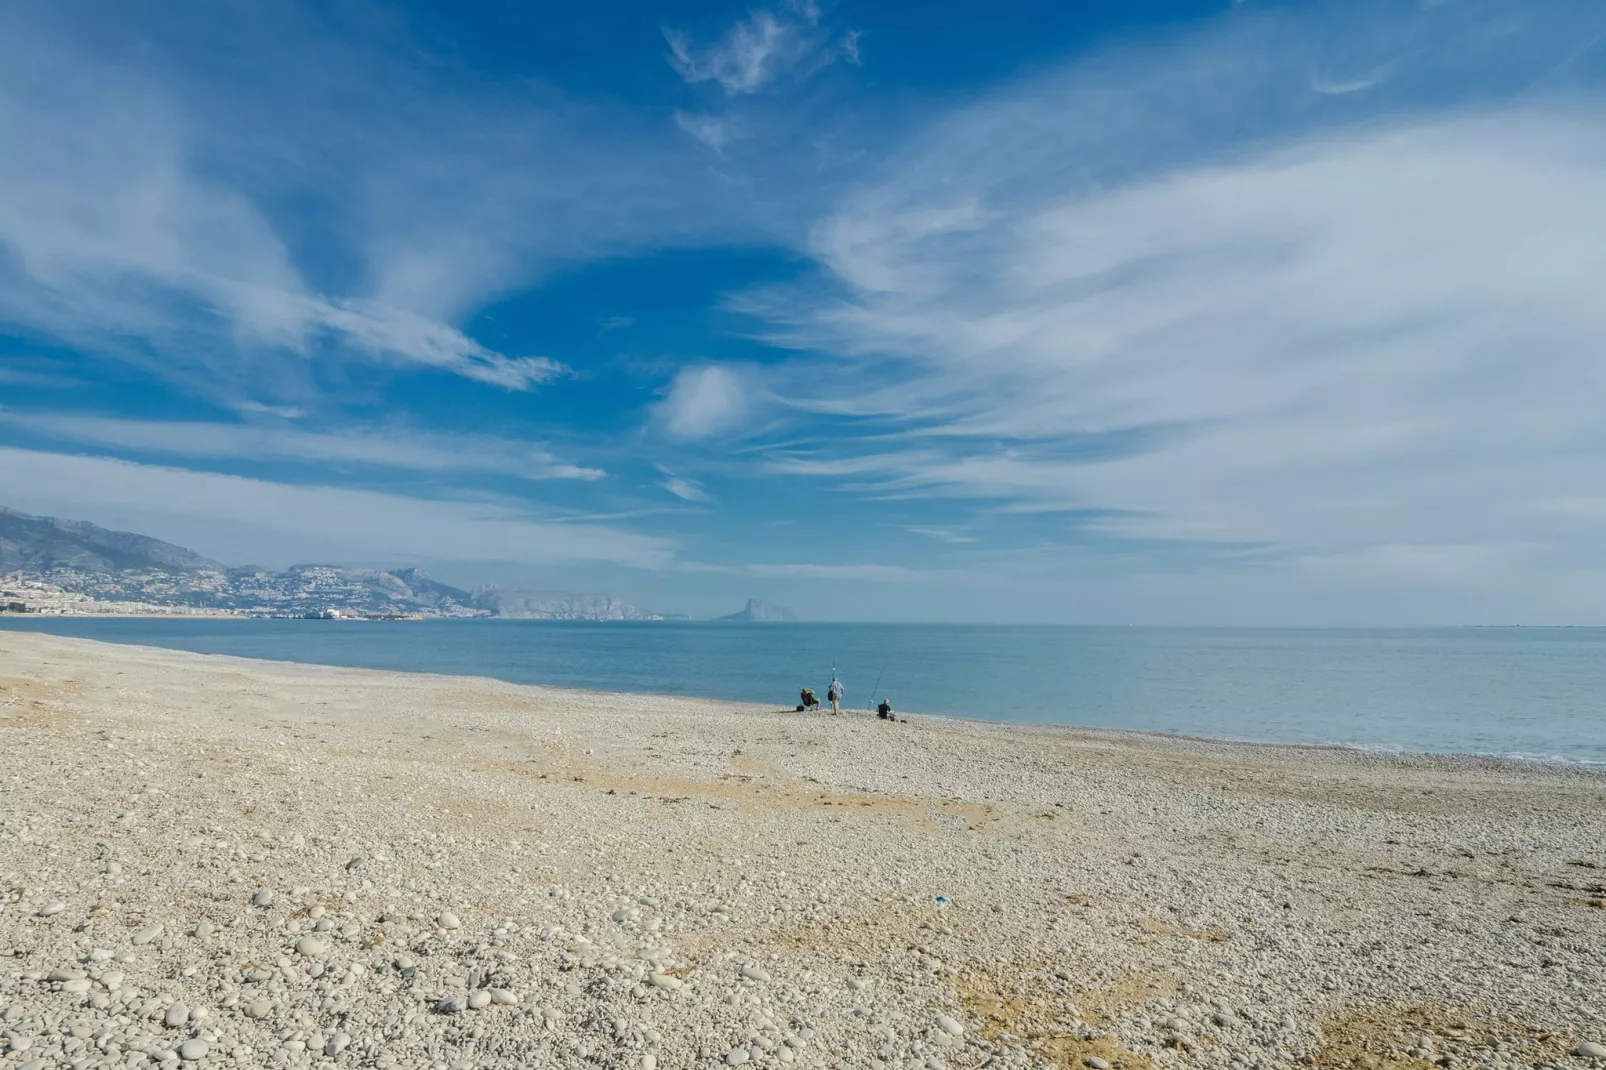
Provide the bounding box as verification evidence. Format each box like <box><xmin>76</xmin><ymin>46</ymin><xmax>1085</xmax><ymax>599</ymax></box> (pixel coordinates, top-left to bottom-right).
<box><xmin>877</xmin><ymin>698</ymin><xmax>894</xmax><ymax>720</ymax></box>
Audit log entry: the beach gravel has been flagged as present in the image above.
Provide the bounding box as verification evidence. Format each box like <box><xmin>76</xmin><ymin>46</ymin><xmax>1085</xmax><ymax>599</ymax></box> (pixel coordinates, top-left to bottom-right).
<box><xmin>1</xmin><ymin>630</ymin><xmax>1603</xmax><ymax>1070</ymax></box>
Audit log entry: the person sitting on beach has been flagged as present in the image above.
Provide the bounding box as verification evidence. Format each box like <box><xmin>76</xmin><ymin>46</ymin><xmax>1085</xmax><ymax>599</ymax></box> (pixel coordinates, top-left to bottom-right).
<box><xmin>799</xmin><ymin>687</ymin><xmax>819</xmax><ymax>711</ymax></box>
<box><xmin>877</xmin><ymin>698</ymin><xmax>893</xmax><ymax>720</ymax></box>
<box><xmin>828</xmin><ymin>676</ymin><xmax>843</xmax><ymax>715</ymax></box>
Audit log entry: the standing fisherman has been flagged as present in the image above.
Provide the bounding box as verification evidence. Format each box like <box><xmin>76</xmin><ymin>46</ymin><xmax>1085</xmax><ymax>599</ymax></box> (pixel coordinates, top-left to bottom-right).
<box><xmin>827</xmin><ymin>676</ymin><xmax>844</xmax><ymax>716</ymax></box>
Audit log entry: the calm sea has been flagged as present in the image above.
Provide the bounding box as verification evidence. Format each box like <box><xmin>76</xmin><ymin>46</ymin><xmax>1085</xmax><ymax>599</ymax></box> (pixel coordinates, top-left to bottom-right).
<box><xmin>2</xmin><ymin>618</ymin><xmax>1602</xmax><ymax>764</ymax></box>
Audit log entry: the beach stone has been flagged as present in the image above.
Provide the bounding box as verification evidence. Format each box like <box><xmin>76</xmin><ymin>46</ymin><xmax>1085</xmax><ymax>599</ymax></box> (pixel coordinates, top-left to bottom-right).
<box><xmin>61</xmin><ymin>978</ymin><xmax>92</xmax><ymax>993</ymax></box>
<box><xmin>294</xmin><ymin>937</ymin><xmax>327</xmax><ymax>958</ymax></box>
<box><xmin>438</xmin><ymin>911</ymin><xmax>462</xmax><ymax>930</ymax></box>
<box><xmin>178</xmin><ymin>1039</ymin><xmax>209</xmax><ymax>1061</ymax></box>
<box><xmin>488</xmin><ymin>988</ymin><xmax>517</xmax><ymax>1005</ymax></box>
<box><xmin>1086</xmin><ymin>1060</ymin><xmax>1110</xmax><ymax>1070</ymax></box>
<box><xmin>741</xmin><ymin>964</ymin><xmax>771</xmax><ymax>982</ymax></box>
<box><xmin>166</xmin><ymin>1002</ymin><xmax>190</xmax><ymax>1027</ymax></box>
<box><xmin>1574</xmin><ymin>1043</ymin><xmax>1606</xmax><ymax>1060</ymax></box>
<box><xmin>727</xmin><ymin>1047</ymin><xmax>751</xmax><ymax>1065</ymax></box>
<box><xmin>648</xmin><ymin>973</ymin><xmax>682</xmax><ymax>991</ymax></box>
<box><xmin>326</xmin><ymin>1032</ymin><xmax>351</xmax><ymax>1056</ymax></box>
<box><xmin>36</xmin><ymin>900</ymin><xmax>65</xmax><ymax>917</ymax></box>
<box><xmin>244</xmin><ymin>998</ymin><xmax>273</xmax><ymax>1019</ymax></box>
<box><xmin>251</xmin><ymin>889</ymin><xmax>274</xmax><ymax>908</ymax></box>
<box><xmin>193</xmin><ymin>919</ymin><xmax>215</xmax><ymax>938</ymax></box>
<box><xmin>935</xmin><ymin>1014</ymin><xmax>964</xmax><ymax>1037</ymax></box>
<box><xmin>131</xmin><ymin>924</ymin><xmax>164</xmax><ymax>945</ymax></box>
<box><xmin>467</xmin><ymin>990</ymin><xmax>492</xmax><ymax>1010</ymax></box>
<box><xmin>439</xmin><ymin>996</ymin><xmax>467</xmax><ymax>1014</ymax></box>
<box><xmin>642</xmin><ymin>1055</ymin><xmax>658</xmax><ymax>1070</ymax></box>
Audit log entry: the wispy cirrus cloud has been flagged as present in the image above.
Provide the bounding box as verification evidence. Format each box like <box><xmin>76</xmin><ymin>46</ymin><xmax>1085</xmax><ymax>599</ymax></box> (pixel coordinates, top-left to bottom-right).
<box><xmin>0</xmin><ymin>3</ymin><xmax>727</xmax><ymax>402</ymax></box>
<box><xmin>0</xmin><ymin>411</ymin><xmax>605</xmax><ymax>481</ymax></box>
<box><xmin>674</xmin><ymin>110</ymin><xmax>735</xmax><ymax>151</ymax></box>
<box><xmin>736</xmin><ymin>0</ymin><xmax>1606</xmax><ymax>597</ymax></box>
<box><xmin>654</xmin><ymin>465</ymin><xmax>715</xmax><ymax>503</ymax></box>
<box><xmin>664</xmin><ymin>0</ymin><xmax>863</xmax><ymax>105</ymax></box>
<box><xmin>665</xmin><ymin>1</ymin><xmax>840</xmax><ymax>95</ymax></box>
<box><xmin>905</xmin><ymin>526</ymin><xmax>978</xmax><ymax>545</ymax></box>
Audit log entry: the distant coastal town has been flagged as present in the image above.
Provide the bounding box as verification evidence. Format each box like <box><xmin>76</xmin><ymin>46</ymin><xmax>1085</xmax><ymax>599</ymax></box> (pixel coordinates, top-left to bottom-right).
<box><xmin>0</xmin><ymin>506</ymin><xmax>793</xmax><ymax>622</ymax></box>
<box><xmin>0</xmin><ymin>574</ymin><xmax>420</xmax><ymax>619</ymax></box>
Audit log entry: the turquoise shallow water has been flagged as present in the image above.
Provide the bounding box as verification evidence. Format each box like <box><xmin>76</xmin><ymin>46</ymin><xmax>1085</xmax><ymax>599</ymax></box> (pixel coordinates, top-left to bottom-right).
<box><xmin>2</xmin><ymin>618</ymin><xmax>1603</xmax><ymax>763</ymax></box>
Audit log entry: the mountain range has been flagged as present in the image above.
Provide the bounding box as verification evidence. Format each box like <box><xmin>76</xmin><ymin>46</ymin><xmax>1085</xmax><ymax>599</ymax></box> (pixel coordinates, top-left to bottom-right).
<box><xmin>0</xmin><ymin>506</ymin><xmax>789</xmax><ymax>621</ymax></box>
<box><xmin>0</xmin><ymin>506</ymin><xmax>663</xmax><ymax>619</ymax></box>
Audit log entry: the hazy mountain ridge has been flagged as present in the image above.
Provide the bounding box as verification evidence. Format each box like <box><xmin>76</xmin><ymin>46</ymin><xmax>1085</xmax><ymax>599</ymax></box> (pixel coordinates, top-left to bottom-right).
<box><xmin>468</xmin><ymin>586</ymin><xmax>664</xmax><ymax>621</ymax></box>
<box><xmin>0</xmin><ymin>507</ymin><xmax>659</xmax><ymax>619</ymax></box>
<box><xmin>1</xmin><ymin>506</ymin><xmax>224</xmax><ymax>573</ymax></box>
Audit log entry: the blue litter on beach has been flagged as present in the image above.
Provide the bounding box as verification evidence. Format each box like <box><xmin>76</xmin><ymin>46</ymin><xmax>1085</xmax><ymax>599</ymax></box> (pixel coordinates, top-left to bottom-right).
<box><xmin>935</xmin><ymin>896</ymin><xmax>949</xmax><ymax>904</ymax></box>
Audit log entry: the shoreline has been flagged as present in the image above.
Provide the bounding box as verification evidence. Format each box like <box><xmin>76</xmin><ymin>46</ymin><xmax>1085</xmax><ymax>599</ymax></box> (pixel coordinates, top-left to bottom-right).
<box><xmin>1</xmin><ymin>621</ymin><xmax>1602</xmax><ymax>772</ymax></box>
<box><xmin>2</xmin><ymin>629</ymin><xmax>1603</xmax><ymax>1070</ymax></box>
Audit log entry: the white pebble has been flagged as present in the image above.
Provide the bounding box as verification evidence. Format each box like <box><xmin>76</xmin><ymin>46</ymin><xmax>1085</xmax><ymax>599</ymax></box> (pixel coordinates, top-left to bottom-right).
<box><xmin>131</xmin><ymin>924</ymin><xmax>164</xmax><ymax>945</ymax></box>
<box><xmin>488</xmin><ymin>988</ymin><xmax>518</xmax><ymax>1005</ymax></box>
<box><xmin>178</xmin><ymin>1039</ymin><xmax>209</xmax><ymax>1061</ymax></box>
<box><xmin>438</xmin><ymin>912</ymin><xmax>462</xmax><ymax>930</ymax></box>
<box><xmin>740</xmin><ymin>964</ymin><xmax>771</xmax><ymax>982</ymax></box>
<box><xmin>642</xmin><ymin>1055</ymin><xmax>658</xmax><ymax>1070</ymax></box>
<box><xmin>251</xmin><ymin>889</ymin><xmax>274</xmax><ymax>908</ymax></box>
<box><xmin>36</xmin><ymin>900</ymin><xmax>65</xmax><ymax>917</ymax></box>
<box><xmin>727</xmin><ymin>1048</ymin><xmax>751</xmax><ymax>1065</ymax></box>
<box><xmin>294</xmin><ymin>937</ymin><xmax>327</xmax><ymax>958</ymax></box>
<box><xmin>166</xmin><ymin>1002</ymin><xmax>190</xmax><ymax>1027</ymax></box>
<box><xmin>467</xmin><ymin>990</ymin><xmax>492</xmax><ymax>1009</ymax></box>
<box><xmin>935</xmin><ymin>1014</ymin><xmax>964</xmax><ymax>1037</ymax></box>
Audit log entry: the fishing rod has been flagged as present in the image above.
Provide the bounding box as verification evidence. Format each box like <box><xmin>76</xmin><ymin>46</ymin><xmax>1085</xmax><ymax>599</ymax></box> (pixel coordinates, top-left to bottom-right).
<box><xmin>867</xmin><ymin>666</ymin><xmax>885</xmax><ymax>711</ymax></box>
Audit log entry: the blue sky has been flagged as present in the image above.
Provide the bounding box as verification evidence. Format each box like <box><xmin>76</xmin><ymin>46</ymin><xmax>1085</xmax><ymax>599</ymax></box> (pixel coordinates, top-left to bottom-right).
<box><xmin>2</xmin><ymin>0</ymin><xmax>1605</xmax><ymax>624</ymax></box>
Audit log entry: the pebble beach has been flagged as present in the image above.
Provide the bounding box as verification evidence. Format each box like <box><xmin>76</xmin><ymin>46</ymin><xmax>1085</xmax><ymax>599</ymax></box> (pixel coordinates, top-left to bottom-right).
<box><xmin>1</xmin><ymin>631</ymin><xmax>1603</xmax><ymax>1070</ymax></box>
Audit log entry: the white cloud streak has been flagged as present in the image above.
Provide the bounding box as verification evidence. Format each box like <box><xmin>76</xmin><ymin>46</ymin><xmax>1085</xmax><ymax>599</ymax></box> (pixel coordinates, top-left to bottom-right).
<box><xmin>0</xmin><ymin>448</ymin><xmax>669</xmax><ymax>571</ymax></box>
<box><xmin>683</xmin><ymin>560</ymin><xmax>923</xmax><ymax>582</ymax></box>
<box><xmin>0</xmin><ymin>411</ymin><xmax>605</xmax><ymax>481</ymax></box>
<box><xmin>659</xmin><ymin>477</ymin><xmax>715</xmax><ymax>503</ymax></box>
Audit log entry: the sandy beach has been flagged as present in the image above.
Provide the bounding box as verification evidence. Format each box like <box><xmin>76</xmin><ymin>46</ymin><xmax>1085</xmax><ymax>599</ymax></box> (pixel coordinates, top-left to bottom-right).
<box><xmin>1</xmin><ymin>632</ymin><xmax>1602</xmax><ymax>1070</ymax></box>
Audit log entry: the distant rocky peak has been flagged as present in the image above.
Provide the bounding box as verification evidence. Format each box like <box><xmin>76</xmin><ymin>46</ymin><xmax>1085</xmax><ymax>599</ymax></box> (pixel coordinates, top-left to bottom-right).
<box><xmin>721</xmin><ymin>598</ymin><xmax>796</xmax><ymax>622</ymax></box>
